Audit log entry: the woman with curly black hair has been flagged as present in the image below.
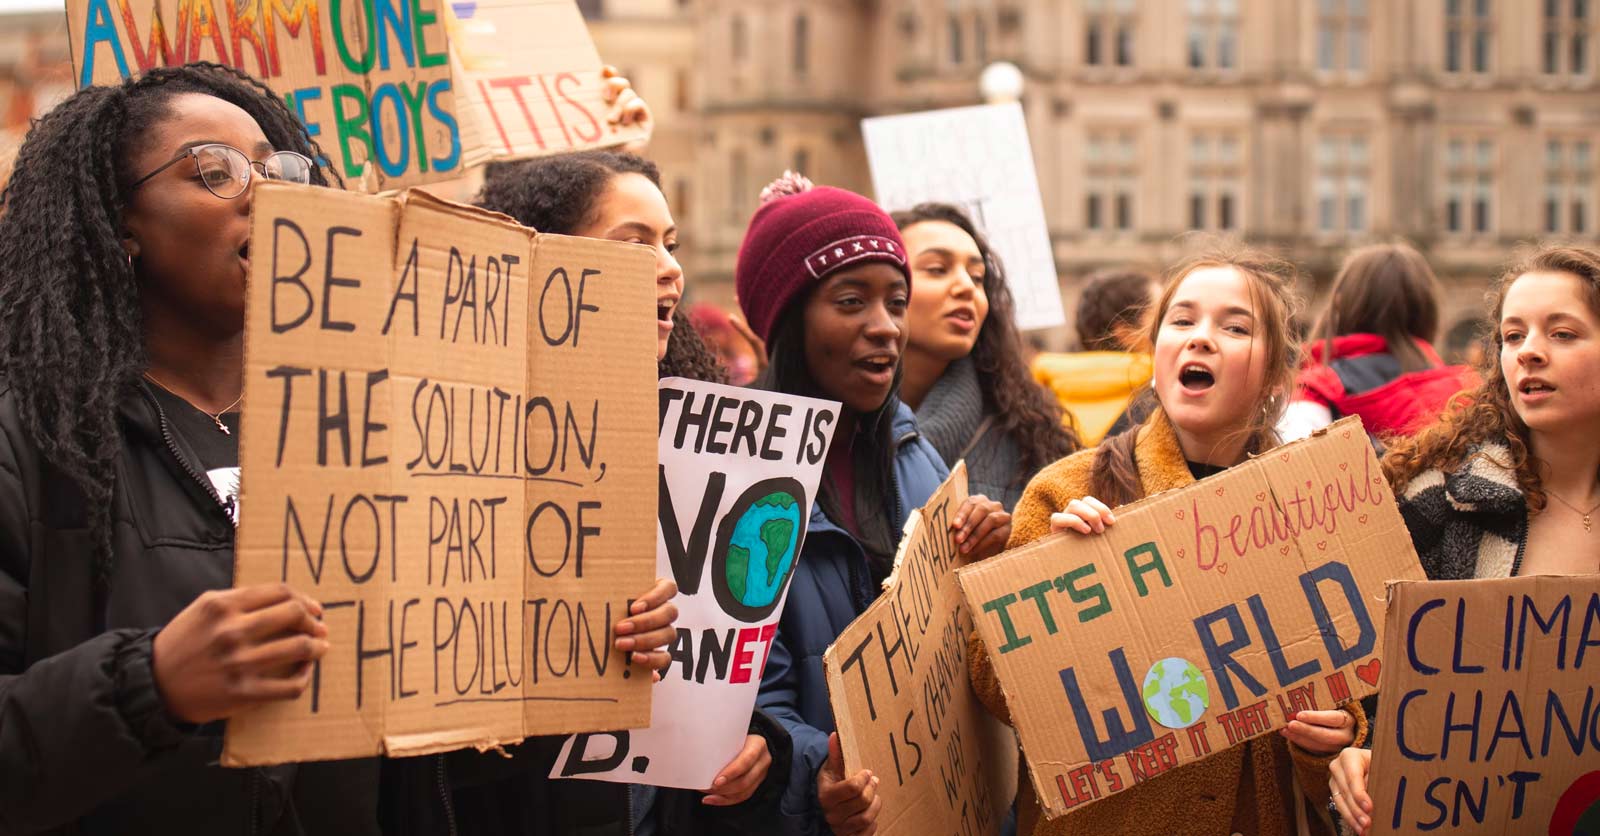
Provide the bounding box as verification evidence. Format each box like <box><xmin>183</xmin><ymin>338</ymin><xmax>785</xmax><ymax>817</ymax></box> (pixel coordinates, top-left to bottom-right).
<box><xmin>892</xmin><ymin>203</ymin><xmax>1079</xmax><ymax>509</ymax></box>
<box><xmin>478</xmin><ymin>151</ymin><xmax>727</xmax><ymax>382</ymax></box>
<box><xmin>0</xmin><ymin>63</ymin><xmax>678</xmax><ymax>835</ymax></box>
<box><xmin>476</xmin><ymin>150</ymin><xmax>797</xmax><ymax>836</ymax></box>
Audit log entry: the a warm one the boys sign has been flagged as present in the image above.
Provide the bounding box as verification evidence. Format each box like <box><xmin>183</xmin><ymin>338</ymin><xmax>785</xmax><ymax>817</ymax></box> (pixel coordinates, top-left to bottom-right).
<box><xmin>957</xmin><ymin>418</ymin><xmax>1427</xmax><ymax>819</ymax></box>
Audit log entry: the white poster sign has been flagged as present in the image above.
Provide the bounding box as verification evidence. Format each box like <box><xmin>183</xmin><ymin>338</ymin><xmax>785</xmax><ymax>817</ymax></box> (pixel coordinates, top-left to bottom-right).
<box><xmin>862</xmin><ymin>102</ymin><xmax>1065</xmax><ymax>331</ymax></box>
<box><xmin>552</xmin><ymin>378</ymin><xmax>838</xmax><ymax>789</ymax></box>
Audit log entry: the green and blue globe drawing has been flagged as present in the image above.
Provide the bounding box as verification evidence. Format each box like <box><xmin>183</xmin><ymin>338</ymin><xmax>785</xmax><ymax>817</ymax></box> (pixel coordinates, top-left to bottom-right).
<box><xmin>1141</xmin><ymin>657</ymin><xmax>1210</xmax><ymax>730</ymax></box>
<box><xmin>722</xmin><ymin>490</ymin><xmax>802</xmax><ymax>609</ymax></box>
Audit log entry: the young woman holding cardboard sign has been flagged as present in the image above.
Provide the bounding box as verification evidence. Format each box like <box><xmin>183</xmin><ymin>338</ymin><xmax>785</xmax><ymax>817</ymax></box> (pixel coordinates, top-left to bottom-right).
<box><xmin>734</xmin><ymin>173</ymin><xmax>1013</xmax><ymax>836</ymax></box>
<box><xmin>1326</xmin><ymin>245</ymin><xmax>1600</xmax><ymax>835</ymax></box>
<box><xmin>473</xmin><ymin>149</ymin><xmax>791</xmax><ymax>835</ymax></box>
<box><xmin>0</xmin><ymin>62</ymin><xmax>678</xmax><ymax>835</ymax></box>
<box><xmin>970</xmin><ymin>245</ymin><xmax>1367</xmax><ymax>836</ymax></box>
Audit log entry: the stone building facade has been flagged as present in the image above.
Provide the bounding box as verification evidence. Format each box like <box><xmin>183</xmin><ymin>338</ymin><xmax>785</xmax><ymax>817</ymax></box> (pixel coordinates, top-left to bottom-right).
<box><xmin>587</xmin><ymin>0</ymin><xmax>1600</xmax><ymax>346</ymax></box>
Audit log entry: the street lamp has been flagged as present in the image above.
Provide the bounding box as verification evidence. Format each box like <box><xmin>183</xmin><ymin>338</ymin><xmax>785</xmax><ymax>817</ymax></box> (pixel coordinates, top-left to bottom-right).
<box><xmin>979</xmin><ymin>61</ymin><xmax>1025</xmax><ymax>104</ymax></box>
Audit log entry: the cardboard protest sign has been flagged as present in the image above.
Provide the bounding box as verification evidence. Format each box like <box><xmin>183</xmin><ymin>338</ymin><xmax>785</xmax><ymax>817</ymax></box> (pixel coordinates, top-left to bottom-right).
<box><xmin>67</xmin><ymin>0</ymin><xmax>462</xmax><ymax>189</ymax></box>
<box><xmin>957</xmin><ymin>417</ymin><xmax>1427</xmax><ymax>819</ymax></box>
<box><xmin>223</xmin><ymin>181</ymin><xmax>658</xmax><ymax>765</ymax></box>
<box><xmin>1367</xmin><ymin>575</ymin><xmax>1600</xmax><ymax>835</ymax></box>
<box><xmin>551</xmin><ymin>379</ymin><xmax>838</xmax><ymax>789</ymax></box>
<box><xmin>65</xmin><ymin>0</ymin><xmax>640</xmax><ymax>189</ymax></box>
<box><xmin>448</xmin><ymin>0</ymin><xmax>650</xmax><ymax>168</ymax></box>
<box><xmin>825</xmin><ymin>463</ymin><xmax>1018</xmax><ymax>836</ymax></box>
<box><xmin>861</xmin><ymin>103</ymin><xmax>1064</xmax><ymax>331</ymax></box>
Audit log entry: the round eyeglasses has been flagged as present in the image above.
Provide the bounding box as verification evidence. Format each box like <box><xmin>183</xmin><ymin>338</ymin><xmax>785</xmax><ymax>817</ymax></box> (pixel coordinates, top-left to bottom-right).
<box><xmin>128</xmin><ymin>143</ymin><xmax>314</xmax><ymax>199</ymax></box>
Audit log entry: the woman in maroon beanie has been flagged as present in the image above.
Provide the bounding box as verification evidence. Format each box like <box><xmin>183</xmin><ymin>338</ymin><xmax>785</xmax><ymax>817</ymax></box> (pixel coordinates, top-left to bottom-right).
<box><xmin>743</xmin><ymin>174</ymin><xmax>1012</xmax><ymax>836</ymax></box>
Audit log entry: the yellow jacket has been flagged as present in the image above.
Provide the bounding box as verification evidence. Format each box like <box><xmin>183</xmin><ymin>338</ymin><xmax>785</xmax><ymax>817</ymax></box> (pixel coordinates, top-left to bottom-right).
<box><xmin>968</xmin><ymin>408</ymin><xmax>1366</xmax><ymax>836</ymax></box>
<box><xmin>1031</xmin><ymin>351</ymin><xmax>1153</xmax><ymax>446</ymax></box>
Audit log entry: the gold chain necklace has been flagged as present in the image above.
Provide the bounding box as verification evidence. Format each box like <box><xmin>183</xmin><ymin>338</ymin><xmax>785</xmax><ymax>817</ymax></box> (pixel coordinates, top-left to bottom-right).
<box><xmin>1545</xmin><ymin>488</ymin><xmax>1600</xmax><ymax>533</ymax></box>
<box><xmin>143</xmin><ymin>372</ymin><xmax>242</xmax><ymax>435</ymax></box>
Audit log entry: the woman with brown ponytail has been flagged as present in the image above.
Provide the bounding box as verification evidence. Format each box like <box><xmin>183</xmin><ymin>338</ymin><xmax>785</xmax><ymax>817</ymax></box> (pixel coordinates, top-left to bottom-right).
<box><xmin>969</xmin><ymin>245</ymin><xmax>1367</xmax><ymax>836</ymax></box>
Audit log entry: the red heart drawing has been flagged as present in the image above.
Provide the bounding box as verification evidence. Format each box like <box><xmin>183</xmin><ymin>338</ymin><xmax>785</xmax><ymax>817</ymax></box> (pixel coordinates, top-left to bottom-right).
<box><xmin>1355</xmin><ymin>659</ymin><xmax>1382</xmax><ymax>686</ymax></box>
<box><xmin>1177</xmin><ymin>548</ymin><xmax>1187</xmax><ymax>560</ymax></box>
<box><xmin>1339</xmin><ymin>462</ymin><xmax>1349</xmax><ymax>471</ymax></box>
<box><xmin>1175</xmin><ymin>510</ymin><xmax>1186</xmax><ymax>520</ymax></box>
<box><xmin>1255</xmin><ymin>491</ymin><xmax>1266</xmax><ymax>501</ymax></box>
<box><xmin>1342</xmin><ymin>430</ymin><xmax>1352</xmax><ymax>439</ymax></box>
<box><xmin>1215</xmin><ymin>487</ymin><xmax>1225</xmax><ymax>497</ymax></box>
<box><xmin>1316</xmin><ymin>541</ymin><xmax>1328</xmax><ymax>551</ymax></box>
<box><xmin>1358</xmin><ymin>514</ymin><xmax>1369</xmax><ymax>525</ymax></box>
<box><xmin>1372</xmin><ymin>477</ymin><xmax>1382</xmax><ymax>486</ymax></box>
<box><xmin>1217</xmin><ymin>564</ymin><xmax>1229</xmax><ymax>575</ymax></box>
<box><xmin>1279</xmin><ymin>545</ymin><xmax>1291</xmax><ymax>555</ymax></box>
<box><xmin>1280</xmin><ymin>453</ymin><xmax>1290</xmax><ymax>461</ymax></box>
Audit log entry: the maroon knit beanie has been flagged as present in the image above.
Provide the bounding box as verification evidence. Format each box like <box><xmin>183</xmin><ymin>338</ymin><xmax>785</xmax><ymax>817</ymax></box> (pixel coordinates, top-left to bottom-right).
<box><xmin>734</xmin><ymin>173</ymin><xmax>910</xmax><ymax>343</ymax></box>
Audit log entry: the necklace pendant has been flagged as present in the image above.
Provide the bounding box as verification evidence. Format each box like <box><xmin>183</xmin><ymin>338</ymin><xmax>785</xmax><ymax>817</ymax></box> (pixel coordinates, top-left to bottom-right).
<box><xmin>216</xmin><ymin>418</ymin><xmax>231</xmax><ymax>435</ymax></box>
<box><xmin>1586</xmin><ymin>514</ymin><xmax>1593</xmax><ymax>534</ymax></box>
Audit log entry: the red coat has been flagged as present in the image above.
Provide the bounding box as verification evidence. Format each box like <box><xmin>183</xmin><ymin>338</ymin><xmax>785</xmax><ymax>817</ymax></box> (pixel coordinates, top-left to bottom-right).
<box><xmin>1294</xmin><ymin>334</ymin><xmax>1477</xmax><ymax>438</ymax></box>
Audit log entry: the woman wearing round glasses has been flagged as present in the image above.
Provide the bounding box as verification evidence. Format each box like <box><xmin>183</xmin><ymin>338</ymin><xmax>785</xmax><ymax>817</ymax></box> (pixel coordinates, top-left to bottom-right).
<box><xmin>0</xmin><ymin>62</ymin><xmax>671</xmax><ymax>835</ymax></box>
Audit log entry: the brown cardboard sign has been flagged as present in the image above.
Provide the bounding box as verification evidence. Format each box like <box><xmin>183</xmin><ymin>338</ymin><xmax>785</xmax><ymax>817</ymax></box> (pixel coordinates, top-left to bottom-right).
<box><xmin>448</xmin><ymin>0</ymin><xmax>650</xmax><ymax>167</ymax></box>
<box><xmin>825</xmin><ymin>464</ymin><xmax>1018</xmax><ymax>836</ymax></box>
<box><xmin>956</xmin><ymin>417</ymin><xmax>1427</xmax><ymax>819</ymax></box>
<box><xmin>223</xmin><ymin>181</ymin><xmax>657</xmax><ymax>765</ymax></box>
<box><xmin>1367</xmin><ymin>575</ymin><xmax>1600</xmax><ymax>835</ymax></box>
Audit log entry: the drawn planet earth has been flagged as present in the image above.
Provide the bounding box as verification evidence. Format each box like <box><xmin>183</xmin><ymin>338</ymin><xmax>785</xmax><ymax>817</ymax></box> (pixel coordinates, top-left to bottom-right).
<box><xmin>723</xmin><ymin>490</ymin><xmax>802</xmax><ymax>609</ymax></box>
<box><xmin>1142</xmin><ymin>657</ymin><xmax>1211</xmax><ymax>730</ymax></box>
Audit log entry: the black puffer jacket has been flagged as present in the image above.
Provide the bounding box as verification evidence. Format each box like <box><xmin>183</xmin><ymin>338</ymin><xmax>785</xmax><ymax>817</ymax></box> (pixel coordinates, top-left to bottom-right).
<box><xmin>0</xmin><ymin>381</ymin><xmax>393</xmax><ymax>835</ymax></box>
<box><xmin>0</xmin><ymin>380</ymin><xmax>791</xmax><ymax>835</ymax></box>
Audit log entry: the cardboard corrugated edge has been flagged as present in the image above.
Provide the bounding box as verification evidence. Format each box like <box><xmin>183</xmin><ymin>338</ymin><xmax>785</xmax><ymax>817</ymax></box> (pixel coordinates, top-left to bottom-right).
<box><xmin>954</xmin><ymin>415</ymin><xmax>1420</xmax><ymax>819</ymax></box>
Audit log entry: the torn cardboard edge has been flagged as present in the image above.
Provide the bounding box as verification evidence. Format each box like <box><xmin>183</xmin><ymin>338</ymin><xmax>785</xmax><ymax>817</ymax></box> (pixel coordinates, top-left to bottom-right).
<box><xmin>222</xmin><ymin>181</ymin><xmax>659</xmax><ymax>766</ymax></box>
<box><xmin>955</xmin><ymin>416</ymin><xmax>1427</xmax><ymax>820</ymax></box>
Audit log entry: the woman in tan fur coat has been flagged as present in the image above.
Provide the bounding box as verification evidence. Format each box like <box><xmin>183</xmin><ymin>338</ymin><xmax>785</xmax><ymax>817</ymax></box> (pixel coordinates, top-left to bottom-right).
<box><xmin>970</xmin><ymin>246</ymin><xmax>1368</xmax><ymax>836</ymax></box>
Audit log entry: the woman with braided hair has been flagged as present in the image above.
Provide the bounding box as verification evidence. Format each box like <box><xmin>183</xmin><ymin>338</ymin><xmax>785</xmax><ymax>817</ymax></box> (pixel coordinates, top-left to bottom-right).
<box><xmin>0</xmin><ymin>63</ymin><xmax>678</xmax><ymax>835</ymax></box>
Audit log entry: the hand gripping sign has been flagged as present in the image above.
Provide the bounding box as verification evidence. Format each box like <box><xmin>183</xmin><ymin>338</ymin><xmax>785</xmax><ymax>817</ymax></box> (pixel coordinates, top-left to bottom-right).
<box><xmin>552</xmin><ymin>378</ymin><xmax>839</xmax><ymax>790</ymax></box>
<box><xmin>825</xmin><ymin>463</ymin><xmax>1019</xmax><ymax>836</ymax></box>
<box><xmin>224</xmin><ymin>182</ymin><xmax>658</xmax><ymax>764</ymax></box>
<box><xmin>956</xmin><ymin>418</ymin><xmax>1427</xmax><ymax>819</ymax></box>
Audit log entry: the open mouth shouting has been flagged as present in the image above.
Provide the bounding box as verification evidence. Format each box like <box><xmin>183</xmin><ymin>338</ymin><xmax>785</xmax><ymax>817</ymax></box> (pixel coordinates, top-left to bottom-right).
<box><xmin>1517</xmin><ymin>376</ymin><xmax>1556</xmax><ymax>404</ymax></box>
<box><xmin>1178</xmin><ymin>361</ymin><xmax>1216</xmax><ymax>395</ymax></box>
<box><xmin>854</xmin><ymin>351</ymin><xmax>898</xmax><ymax>387</ymax></box>
<box><xmin>657</xmin><ymin>293</ymin><xmax>679</xmax><ymax>337</ymax></box>
<box><xmin>944</xmin><ymin>305</ymin><xmax>978</xmax><ymax>334</ymax></box>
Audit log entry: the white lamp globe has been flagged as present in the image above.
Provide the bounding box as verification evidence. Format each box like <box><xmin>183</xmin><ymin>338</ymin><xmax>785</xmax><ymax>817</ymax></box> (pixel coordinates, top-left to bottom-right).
<box><xmin>979</xmin><ymin>61</ymin><xmax>1025</xmax><ymax>104</ymax></box>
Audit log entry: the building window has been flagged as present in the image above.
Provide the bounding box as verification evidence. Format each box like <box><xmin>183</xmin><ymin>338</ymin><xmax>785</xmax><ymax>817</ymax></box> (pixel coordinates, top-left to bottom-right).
<box><xmin>1317</xmin><ymin>0</ymin><xmax>1368</xmax><ymax>73</ymax></box>
<box><xmin>732</xmin><ymin>16</ymin><xmax>747</xmax><ymax>63</ymax></box>
<box><xmin>675</xmin><ymin>178</ymin><xmax>691</xmax><ymax>223</ymax></box>
<box><xmin>1443</xmin><ymin>137</ymin><xmax>1496</xmax><ymax>235</ymax></box>
<box><xmin>730</xmin><ymin>150</ymin><xmax>748</xmax><ymax>222</ymax></box>
<box><xmin>975</xmin><ymin>15</ymin><xmax>989</xmax><ymax>63</ymax></box>
<box><xmin>1189</xmin><ymin>130</ymin><xmax>1243</xmax><ymax>231</ymax></box>
<box><xmin>1187</xmin><ymin>0</ymin><xmax>1238</xmax><ymax>70</ymax></box>
<box><xmin>1086</xmin><ymin>0</ymin><xmax>1137</xmax><ymax>67</ymax></box>
<box><xmin>949</xmin><ymin>13</ymin><xmax>964</xmax><ymax>64</ymax></box>
<box><xmin>1543</xmin><ymin>0</ymin><xmax>1595</xmax><ymax>77</ymax></box>
<box><xmin>1085</xmin><ymin>131</ymin><xmax>1138</xmax><ymax>232</ymax></box>
<box><xmin>674</xmin><ymin>68</ymin><xmax>690</xmax><ymax>113</ymax></box>
<box><xmin>793</xmin><ymin>148</ymin><xmax>811</xmax><ymax>178</ymax></box>
<box><xmin>1446</xmin><ymin>0</ymin><xmax>1493</xmax><ymax>74</ymax></box>
<box><xmin>793</xmin><ymin>14</ymin><xmax>809</xmax><ymax>76</ymax></box>
<box><xmin>1545</xmin><ymin>138</ymin><xmax>1594</xmax><ymax>234</ymax></box>
<box><xmin>1315</xmin><ymin>134</ymin><xmax>1371</xmax><ymax>235</ymax></box>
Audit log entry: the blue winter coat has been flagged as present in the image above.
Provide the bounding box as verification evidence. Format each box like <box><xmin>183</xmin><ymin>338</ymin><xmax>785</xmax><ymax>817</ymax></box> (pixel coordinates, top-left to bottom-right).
<box><xmin>755</xmin><ymin>401</ymin><xmax>949</xmax><ymax>835</ymax></box>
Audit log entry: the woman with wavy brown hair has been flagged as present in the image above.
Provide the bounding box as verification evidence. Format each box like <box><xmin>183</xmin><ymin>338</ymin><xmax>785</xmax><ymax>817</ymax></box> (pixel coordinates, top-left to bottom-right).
<box><xmin>971</xmin><ymin>243</ymin><xmax>1365</xmax><ymax>836</ymax></box>
<box><xmin>892</xmin><ymin>203</ymin><xmax>1079</xmax><ymax>509</ymax></box>
<box><xmin>1327</xmin><ymin>244</ymin><xmax>1600</xmax><ymax>834</ymax></box>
